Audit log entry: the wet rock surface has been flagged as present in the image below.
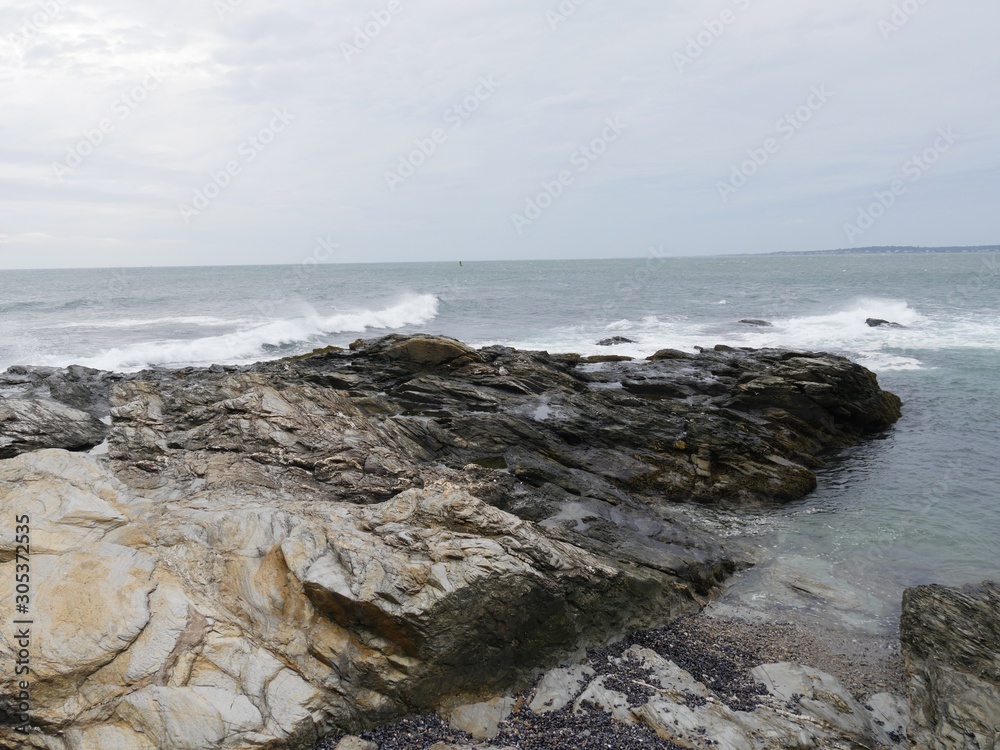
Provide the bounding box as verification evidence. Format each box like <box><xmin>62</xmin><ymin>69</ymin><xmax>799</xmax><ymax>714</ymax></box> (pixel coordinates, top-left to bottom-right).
<box><xmin>0</xmin><ymin>335</ymin><xmax>903</xmax><ymax>749</ymax></box>
<box><xmin>99</xmin><ymin>333</ymin><xmax>900</xmax><ymax>510</ymax></box>
<box><xmin>866</xmin><ymin>318</ymin><xmax>906</xmax><ymax>329</ymax></box>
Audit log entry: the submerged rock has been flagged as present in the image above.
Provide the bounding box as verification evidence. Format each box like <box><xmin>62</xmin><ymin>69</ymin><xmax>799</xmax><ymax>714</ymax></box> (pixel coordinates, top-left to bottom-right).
<box><xmin>0</xmin><ymin>335</ymin><xmax>903</xmax><ymax>749</ymax></box>
<box><xmin>901</xmin><ymin>582</ymin><xmax>1000</xmax><ymax>750</ymax></box>
<box><xmin>739</xmin><ymin>319</ymin><xmax>773</xmax><ymax>327</ymax></box>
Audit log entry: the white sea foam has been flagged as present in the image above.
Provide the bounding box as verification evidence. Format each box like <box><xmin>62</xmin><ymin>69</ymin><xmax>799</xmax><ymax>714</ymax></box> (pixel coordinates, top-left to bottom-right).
<box><xmin>46</xmin><ymin>315</ymin><xmax>247</xmax><ymax>329</ymax></box>
<box><xmin>53</xmin><ymin>294</ymin><xmax>439</xmax><ymax>371</ymax></box>
<box><xmin>479</xmin><ymin>298</ymin><xmax>1000</xmax><ymax>373</ymax></box>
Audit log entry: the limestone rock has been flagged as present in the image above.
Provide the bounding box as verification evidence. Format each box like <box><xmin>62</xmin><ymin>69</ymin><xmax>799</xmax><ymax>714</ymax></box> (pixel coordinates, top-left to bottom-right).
<box><xmin>868</xmin><ymin>692</ymin><xmax>910</xmax><ymax>744</ymax></box>
<box><xmin>554</xmin><ymin>649</ymin><xmax>909</xmax><ymax>750</ymax></box>
<box><xmin>901</xmin><ymin>582</ymin><xmax>1000</xmax><ymax>750</ymax></box>
<box><xmin>515</xmin><ymin>643</ymin><xmax>909</xmax><ymax>750</ymax></box>
<box><xmin>574</xmin><ymin>676</ymin><xmax>635</xmax><ymax>724</ymax></box>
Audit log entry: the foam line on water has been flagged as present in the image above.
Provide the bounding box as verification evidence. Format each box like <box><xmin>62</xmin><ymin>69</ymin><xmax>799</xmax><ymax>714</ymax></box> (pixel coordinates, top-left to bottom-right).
<box><xmin>44</xmin><ymin>315</ymin><xmax>249</xmax><ymax>329</ymax></box>
<box><xmin>45</xmin><ymin>293</ymin><xmax>439</xmax><ymax>371</ymax></box>
<box><xmin>478</xmin><ymin>299</ymin><xmax>1000</xmax><ymax>373</ymax></box>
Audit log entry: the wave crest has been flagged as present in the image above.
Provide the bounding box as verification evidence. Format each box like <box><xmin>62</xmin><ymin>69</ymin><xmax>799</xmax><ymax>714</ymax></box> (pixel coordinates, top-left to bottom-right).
<box><xmin>65</xmin><ymin>293</ymin><xmax>439</xmax><ymax>371</ymax></box>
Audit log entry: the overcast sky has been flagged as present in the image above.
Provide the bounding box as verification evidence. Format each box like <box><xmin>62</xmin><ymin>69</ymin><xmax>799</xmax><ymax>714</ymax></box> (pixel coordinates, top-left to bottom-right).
<box><xmin>1</xmin><ymin>0</ymin><xmax>997</xmax><ymax>269</ymax></box>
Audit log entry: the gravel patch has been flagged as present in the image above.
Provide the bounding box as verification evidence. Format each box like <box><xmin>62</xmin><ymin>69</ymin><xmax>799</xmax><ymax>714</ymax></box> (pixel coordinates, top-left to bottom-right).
<box><xmin>315</xmin><ymin>610</ymin><xmax>906</xmax><ymax>749</ymax></box>
<box><xmin>317</xmin><ymin>700</ymin><xmax>681</xmax><ymax>750</ymax></box>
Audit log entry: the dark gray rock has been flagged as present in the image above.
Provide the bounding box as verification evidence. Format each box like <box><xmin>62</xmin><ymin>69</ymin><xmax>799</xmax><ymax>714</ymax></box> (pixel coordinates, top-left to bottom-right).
<box><xmin>901</xmin><ymin>582</ymin><xmax>1000</xmax><ymax>749</ymax></box>
<box><xmin>866</xmin><ymin>318</ymin><xmax>906</xmax><ymax>329</ymax></box>
<box><xmin>0</xmin><ymin>397</ymin><xmax>107</xmax><ymax>458</ymax></box>
<box><xmin>646</xmin><ymin>349</ymin><xmax>690</xmax><ymax>361</ymax></box>
<box><xmin>739</xmin><ymin>319</ymin><xmax>773</xmax><ymax>327</ymax></box>
<box><xmin>107</xmin><ymin>335</ymin><xmax>902</xmax><ymax>511</ymax></box>
<box><xmin>596</xmin><ymin>336</ymin><xmax>636</xmax><ymax>346</ymax></box>
<box><xmin>0</xmin><ymin>363</ymin><xmax>120</xmax><ymax>418</ymax></box>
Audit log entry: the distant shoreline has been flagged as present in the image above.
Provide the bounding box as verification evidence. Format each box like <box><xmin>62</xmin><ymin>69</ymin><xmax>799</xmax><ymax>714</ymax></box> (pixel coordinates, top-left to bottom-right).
<box><xmin>754</xmin><ymin>245</ymin><xmax>1000</xmax><ymax>256</ymax></box>
<box><xmin>3</xmin><ymin>246</ymin><xmax>999</xmax><ymax>271</ymax></box>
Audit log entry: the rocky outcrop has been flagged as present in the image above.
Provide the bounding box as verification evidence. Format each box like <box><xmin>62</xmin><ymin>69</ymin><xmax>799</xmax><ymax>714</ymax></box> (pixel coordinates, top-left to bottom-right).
<box><xmin>105</xmin><ymin>334</ymin><xmax>901</xmax><ymax>509</ymax></box>
<box><xmin>0</xmin><ymin>364</ymin><xmax>118</xmax><ymax>418</ymax></box>
<box><xmin>0</xmin><ymin>398</ymin><xmax>107</xmax><ymax>458</ymax></box>
<box><xmin>0</xmin><ymin>363</ymin><xmax>115</xmax><ymax>457</ymax></box>
<box><xmin>901</xmin><ymin>582</ymin><xmax>1000</xmax><ymax>750</ymax></box>
<box><xmin>0</xmin><ymin>335</ymin><xmax>902</xmax><ymax>749</ymax></box>
<box><xmin>866</xmin><ymin>318</ymin><xmax>906</xmax><ymax>329</ymax></box>
<box><xmin>0</xmin><ymin>449</ymin><xmax>707</xmax><ymax>749</ymax></box>
<box><xmin>596</xmin><ymin>336</ymin><xmax>636</xmax><ymax>346</ymax></box>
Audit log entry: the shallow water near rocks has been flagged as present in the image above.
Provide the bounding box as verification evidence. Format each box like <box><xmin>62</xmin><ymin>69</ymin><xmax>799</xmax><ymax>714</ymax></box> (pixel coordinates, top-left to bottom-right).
<box><xmin>699</xmin><ymin>353</ymin><xmax>1000</xmax><ymax>636</ymax></box>
<box><xmin>2</xmin><ymin>253</ymin><xmax>998</xmax><ymax>636</ymax></box>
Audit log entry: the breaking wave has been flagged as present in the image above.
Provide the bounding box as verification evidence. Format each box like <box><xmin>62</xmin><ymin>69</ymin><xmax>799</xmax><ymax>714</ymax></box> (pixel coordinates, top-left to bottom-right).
<box><xmin>59</xmin><ymin>294</ymin><xmax>439</xmax><ymax>371</ymax></box>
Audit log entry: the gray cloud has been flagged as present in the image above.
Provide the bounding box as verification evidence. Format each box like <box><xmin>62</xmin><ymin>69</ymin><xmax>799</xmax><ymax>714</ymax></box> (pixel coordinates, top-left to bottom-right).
<box><xmin>1</xmin><ymin>0</ymin><xmax>997</xmax><ymax>268</ymax></box>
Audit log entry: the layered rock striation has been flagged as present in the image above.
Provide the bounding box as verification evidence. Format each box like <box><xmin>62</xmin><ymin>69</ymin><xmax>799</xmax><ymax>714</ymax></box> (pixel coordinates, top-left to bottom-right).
<box><xmin>0</xmin><ymin>335</ymin><xmax>903</xmax><ymax>749</ymax></box>
<box><xmin>902</xmin><ymin>582</ymin><xmax>1000</xmax><ymax>750</ymax></box>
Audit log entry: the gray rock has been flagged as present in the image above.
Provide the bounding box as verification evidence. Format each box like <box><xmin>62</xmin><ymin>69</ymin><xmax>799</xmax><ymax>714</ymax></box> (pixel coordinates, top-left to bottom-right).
<box><xmin>901</xmin><ymin>582</ymin><xmax>1000</xmax><ymax>750</ymax></box>
<box><xmin>596</xmin><ymin>336</ymin><xmax>636</xmax><ymax>346</ymax></box>
<box><xmin>444</xmin><ymin>696</ymin><xmax>516</xmax><ymax>740</ymax></box>
<box><xmin>739</xmin><ymin>319</ymin><xmax>773</xmax><ymax>327</ymax></box>
<box><xmin>752</xmin><ymin>662</ymin><xmax>892</xmax><ymax>747</ymax></box>
<box><xmin>0</xmin><ymin>363</ymin><xmax>118</xmax><ymax>417</ymax></box>
<box><xmin>866</xmin><ymin>317</ymin><xmax>906</xmax><ymax>328</ymax></box>
<box><xmin>574</xmin><ymin>676</ymin><xmax>635</xmax><ymax>723</ymax></box>
<box><xmin>867</xmin><ymin>692</ymin><xmax>910</xmax><ymax>744</ymax></box>
<box><xmin>528</xmin><ymin>665</ymin><xmax>595</xmax><ymax>713</ymax></box>
<box><xmin>0</xmin><ymin>397</ymin><xmax>107</xmax><ymax>457</ymax></box>
<box><xmin>335</xmin><ymin>737</ymin><xmax>380</xmax><ymax>750</ymax></box>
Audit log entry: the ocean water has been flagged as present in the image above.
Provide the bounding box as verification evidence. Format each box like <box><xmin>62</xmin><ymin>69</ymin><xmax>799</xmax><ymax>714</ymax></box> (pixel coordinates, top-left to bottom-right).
<box><xmin>2</xmin><ymin>253</ymin><xmax>998</xmax><ymax>632</ymax></box>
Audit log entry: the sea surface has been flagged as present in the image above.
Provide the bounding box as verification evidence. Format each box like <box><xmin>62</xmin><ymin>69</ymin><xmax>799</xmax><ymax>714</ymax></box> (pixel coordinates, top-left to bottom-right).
<box><xmin>2</xmin><ymin>253</ymin><xmax>998</xmax><ymax>634</ymax></box>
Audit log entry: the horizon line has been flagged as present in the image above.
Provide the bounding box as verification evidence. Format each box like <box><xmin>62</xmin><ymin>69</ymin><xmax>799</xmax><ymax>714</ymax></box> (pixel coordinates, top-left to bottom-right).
<box><xmin>1</xmin><ymin>244</ymin><xmax>997</xmax><ymax>272</ymax></box>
